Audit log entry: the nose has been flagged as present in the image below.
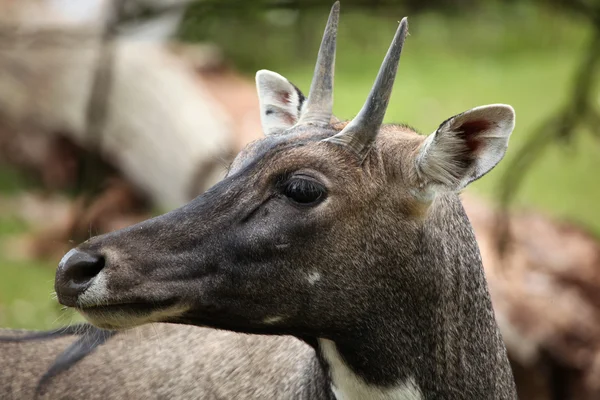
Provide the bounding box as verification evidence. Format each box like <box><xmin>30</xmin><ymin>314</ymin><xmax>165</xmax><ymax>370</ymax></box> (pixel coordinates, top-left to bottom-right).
<box><xmin>55</xmin><ymin>248</ymin><xmax>105</xmax><ymax>303</ymax></box>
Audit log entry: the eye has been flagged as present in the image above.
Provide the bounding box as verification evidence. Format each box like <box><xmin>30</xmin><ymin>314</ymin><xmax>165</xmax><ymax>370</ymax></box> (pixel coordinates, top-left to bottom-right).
<box><xmin>281</xmin><ymin>177</ymin><xmax>326</xmax><ymax>206</ymax></box>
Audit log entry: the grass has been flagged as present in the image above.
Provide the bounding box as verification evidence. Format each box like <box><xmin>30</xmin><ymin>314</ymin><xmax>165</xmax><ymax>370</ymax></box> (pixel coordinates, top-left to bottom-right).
<box><xmin>1</xmin><ymin>3</ymin><xmax>598</xmax><ymax>329</ymax></box>
<box><xmin>0</xmin><ymin>210</ymin><xmax>69</xmax><ymax>330</ymax></box>
<box><xmin>0</xmin><ymin>167</ymin><xmax>80</xmax><ymax>330</ymax></box>
<box><xmin>0</xmin><ymin>257</ymin><xmax>67</xmax><ymax>330</ymax></box>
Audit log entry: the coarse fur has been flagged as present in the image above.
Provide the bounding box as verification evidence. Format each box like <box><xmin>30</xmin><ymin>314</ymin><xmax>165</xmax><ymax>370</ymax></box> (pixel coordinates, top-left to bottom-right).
<box><xmin>1</xmin><ymin>3</ymin><xmax>517</xmax><ymax>399</ymax></box>
<box><xmin>0</xmin><ymin>325</ymin><xmax>329</xmax><ymax>399</ymax></box>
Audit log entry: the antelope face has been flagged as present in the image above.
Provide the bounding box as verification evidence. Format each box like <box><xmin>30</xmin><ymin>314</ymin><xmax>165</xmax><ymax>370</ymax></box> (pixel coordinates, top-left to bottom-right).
<box><xmin>54</xmin><ymin>3</ymin><xmax>514</xmax><ymax>335</ymax></box>
<box><xmin>54</xmin><ymin>125</ymin><xmax>388</xmax><ymax>331</ymax></box>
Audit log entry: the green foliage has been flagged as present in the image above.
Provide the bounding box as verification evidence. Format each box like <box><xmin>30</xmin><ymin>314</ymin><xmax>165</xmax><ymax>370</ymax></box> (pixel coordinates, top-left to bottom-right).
<box><xmin>180</xmin><ymin>1</ymin><xmax>587</xmax><ymax>71</ymax></box>
<box><xmin>0</xmin><ymin>166</ymin><xmax>35</xmax><ymax>195</ymax></box>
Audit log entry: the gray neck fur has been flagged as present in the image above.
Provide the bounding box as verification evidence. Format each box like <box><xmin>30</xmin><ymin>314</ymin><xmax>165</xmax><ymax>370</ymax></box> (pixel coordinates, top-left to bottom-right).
<box><xmin>314</xmin><ymin>194</ymin><xmax>516</xmax><ymax>399</ymax></box>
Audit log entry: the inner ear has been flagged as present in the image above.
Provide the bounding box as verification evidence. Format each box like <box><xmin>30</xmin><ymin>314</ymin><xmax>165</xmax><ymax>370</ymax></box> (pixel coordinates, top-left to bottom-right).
<box><xmin>256</xmin><ymin>70</ymin><xmax>306</xmax><ymax>136</ymax></box>
<box><xmin>457</xmin><ymin>119</ymin><xmax>492</xmax><ymax>153</ymax></box>
<box><xmin>415</xmin><ymin>104</ymin><xmax>515</xmax><ymax>194</ymax></box>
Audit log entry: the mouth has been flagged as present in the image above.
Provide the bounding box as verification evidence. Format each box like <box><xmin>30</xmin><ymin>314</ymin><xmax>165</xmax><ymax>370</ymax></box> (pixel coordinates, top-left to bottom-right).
<box><xmin>77</xmin><ymin>300</ymin><xmax>175</xmax><ymax>314</ymax></box>
<box><xmin>75</xmin><ymin>299</ymin><xmax>183</xmax><ymax>329</ymax></box>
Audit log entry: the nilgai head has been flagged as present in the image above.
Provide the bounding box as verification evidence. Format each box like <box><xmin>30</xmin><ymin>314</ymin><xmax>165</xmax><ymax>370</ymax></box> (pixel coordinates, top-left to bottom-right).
<box><xmin>55</xmin><ymin>0</ymin><xmax>515</xmax><ymax>385</ymax></box>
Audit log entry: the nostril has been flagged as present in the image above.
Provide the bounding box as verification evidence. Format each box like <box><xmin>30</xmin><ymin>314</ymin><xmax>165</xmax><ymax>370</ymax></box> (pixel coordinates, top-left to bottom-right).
<box><xmin>56</xmin><ymin>249</ymin><xmax>106</xmax><ymax>301</ymax></box>
<box><xmin>68</xmin><ymin>255</ymin><xmax>105</xmax><ymax>285</ymax></box>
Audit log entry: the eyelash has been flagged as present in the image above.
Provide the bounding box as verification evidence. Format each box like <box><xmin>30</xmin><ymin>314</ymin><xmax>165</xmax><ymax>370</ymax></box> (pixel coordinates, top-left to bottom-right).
<box><xmin>278</xmin><ymin>175</ymin><xmax>327</xmax><ymax>206</ymax></box>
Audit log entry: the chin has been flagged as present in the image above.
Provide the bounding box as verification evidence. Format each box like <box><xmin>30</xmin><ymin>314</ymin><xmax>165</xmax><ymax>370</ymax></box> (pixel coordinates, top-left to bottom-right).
<box><xmin>78</xmin><ymin>303</ymin><xmax>189</xmax><ymax>330</ymax></box>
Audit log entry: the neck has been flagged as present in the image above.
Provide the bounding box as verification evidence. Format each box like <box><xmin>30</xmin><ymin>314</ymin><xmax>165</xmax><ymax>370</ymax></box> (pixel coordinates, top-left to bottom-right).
<box><xmin>316</xmin><ymin>196</ymin><xmax>516</xmax><ymax>400</ymax></box>
<box><xmin>318</xmin><ymin>337</ymin><xmax>423</xmax><ymax>400</ymax></box>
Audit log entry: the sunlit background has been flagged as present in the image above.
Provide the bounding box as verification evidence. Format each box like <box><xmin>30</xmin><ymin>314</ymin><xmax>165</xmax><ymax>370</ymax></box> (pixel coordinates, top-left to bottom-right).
<box><xmin>0</xmin><ymin>0</ymin><xmax>598</xmax><ymax>398</ymax></box>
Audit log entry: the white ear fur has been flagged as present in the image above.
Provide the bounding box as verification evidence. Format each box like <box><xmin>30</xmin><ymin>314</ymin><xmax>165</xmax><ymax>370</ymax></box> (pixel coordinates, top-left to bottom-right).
<box><xmin>256</xmin><ymin>70</ymin><xmax>305</xmax><ymax>136</ymax></box>
<box><xmin>415</xmin><ymin>104</ymin><xmax>515</xmax><ymax>194</ymax></box>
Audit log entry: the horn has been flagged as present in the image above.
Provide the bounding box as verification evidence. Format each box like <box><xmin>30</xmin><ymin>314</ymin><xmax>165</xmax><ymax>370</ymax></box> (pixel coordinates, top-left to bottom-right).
<box><xmin>325</xmin><ymin>17</ymin><xmax>408</xmax><ymax>159</ymax></box>
<box><xmin>297</xmin><ymin>1</ymin><xmax>340</xmax><ymax>127</ymax></box>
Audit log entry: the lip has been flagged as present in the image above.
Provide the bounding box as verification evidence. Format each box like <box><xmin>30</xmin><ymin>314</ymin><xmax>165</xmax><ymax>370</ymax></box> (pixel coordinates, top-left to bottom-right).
<box><xmin>57</xmin><ymin>294</ymin><xmax>80</xmax><ymax>308</ymax></box>
<box><xmin>77</xmin><ymin>300</ymin><xmax>177</xmax><ymax>315</ymax></box>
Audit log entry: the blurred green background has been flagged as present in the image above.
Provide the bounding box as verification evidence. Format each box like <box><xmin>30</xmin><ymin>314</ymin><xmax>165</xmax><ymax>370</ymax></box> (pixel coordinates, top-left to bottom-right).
<box><xmin>0</xmin><ymin>0</ymin><xmax>598</xmax><ymax>329</ymax></box>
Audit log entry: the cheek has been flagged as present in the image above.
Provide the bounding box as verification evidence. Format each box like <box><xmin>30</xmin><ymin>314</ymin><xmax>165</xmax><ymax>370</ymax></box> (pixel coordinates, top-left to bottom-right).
<box><xmin>237</xmin><ymin>200</ymin><xmax>327</xmax><ymax>248</ymax></box>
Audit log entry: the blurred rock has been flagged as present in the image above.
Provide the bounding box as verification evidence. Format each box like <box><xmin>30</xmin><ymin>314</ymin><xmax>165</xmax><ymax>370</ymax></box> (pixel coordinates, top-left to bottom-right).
<box><xmin>0</xmin><ymin>0</ymin><xmax>235</xmax><ymax>209</ymax></box>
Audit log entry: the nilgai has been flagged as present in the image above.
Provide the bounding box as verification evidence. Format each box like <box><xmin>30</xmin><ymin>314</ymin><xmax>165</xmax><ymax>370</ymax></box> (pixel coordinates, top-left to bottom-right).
<box><xmin>0</xmin><ymin>2</ymin><xmax>517</xmax><ymax>399</ymax></box>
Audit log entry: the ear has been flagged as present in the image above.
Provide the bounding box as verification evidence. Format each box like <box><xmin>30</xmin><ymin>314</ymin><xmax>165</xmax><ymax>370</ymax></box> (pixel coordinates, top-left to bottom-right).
<box><xmin>256</xmin><ymin>70</ymin><xmax>306</xmax><ymax>136</ymax></box>
<box><xmin>415</xmin><ymin>104</ymin><xmax>515</xmax><ymax>195</ymax></box>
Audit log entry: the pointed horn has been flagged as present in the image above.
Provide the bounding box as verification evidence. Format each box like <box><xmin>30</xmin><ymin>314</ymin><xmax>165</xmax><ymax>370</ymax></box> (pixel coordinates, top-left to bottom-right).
<box><xmin>297</xmin><ymin>1</ymin><xmax>340</xmax><ymax>127</ymax></box>
<box><xmin>325</xmin><ymin>17</ymin><xmax>408</xmax><ymax>159</ymax></box>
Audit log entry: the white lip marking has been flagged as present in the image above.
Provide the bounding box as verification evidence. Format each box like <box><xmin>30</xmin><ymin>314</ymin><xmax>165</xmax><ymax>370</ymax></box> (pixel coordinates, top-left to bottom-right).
<box><xmin>78</xmin><ymin>272</ymin><xmax>108</xmax><ymax>306</ymax></box>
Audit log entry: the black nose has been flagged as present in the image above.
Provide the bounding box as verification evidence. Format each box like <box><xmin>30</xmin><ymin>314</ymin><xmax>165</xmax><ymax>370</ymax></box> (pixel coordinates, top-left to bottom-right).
<box><xmin>55</xmin><ymin>249</ymin><xmax>105</xmax><ymax>304</ymax></box>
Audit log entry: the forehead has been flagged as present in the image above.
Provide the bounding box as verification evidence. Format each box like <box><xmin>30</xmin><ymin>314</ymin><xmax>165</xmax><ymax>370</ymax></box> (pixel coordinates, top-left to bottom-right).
<box><xmin>228</xmin><ymin>123</ymin><xmax>424</xmax><ymax>178</ymax></box>
<box><xmin>228</xmin><ymin>125</ymin><xmax>339</xmax><ymax>175</ymax></box>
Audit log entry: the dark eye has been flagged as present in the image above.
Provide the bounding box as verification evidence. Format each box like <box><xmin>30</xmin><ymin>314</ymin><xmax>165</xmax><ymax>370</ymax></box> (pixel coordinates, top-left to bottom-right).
<box><xmin>281</xmin><ymin>177</ymin><xmax>326</xmax><ymax>206</ymax></box>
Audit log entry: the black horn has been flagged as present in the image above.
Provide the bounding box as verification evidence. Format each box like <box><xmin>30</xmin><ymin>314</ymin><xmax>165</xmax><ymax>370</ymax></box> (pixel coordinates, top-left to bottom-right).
<box><xmin>325</xmin><ymin>17</ymin><xmax>408</xmax><ymax>159</ymax></box>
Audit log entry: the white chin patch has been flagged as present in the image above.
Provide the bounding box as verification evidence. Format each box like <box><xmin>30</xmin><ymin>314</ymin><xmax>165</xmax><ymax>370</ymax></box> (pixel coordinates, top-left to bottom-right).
<box><xmin>319</xmin><ymin>339</ymin><xmax>423</xmax><ymax>400</ymax></box>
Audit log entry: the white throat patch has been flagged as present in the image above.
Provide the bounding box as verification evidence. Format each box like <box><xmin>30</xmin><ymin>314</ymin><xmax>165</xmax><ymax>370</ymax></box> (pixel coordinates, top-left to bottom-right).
<box><xmin>318</xmin><ymin>339</ymin><xmax>423</xmax><ymax>400</ymax></box>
